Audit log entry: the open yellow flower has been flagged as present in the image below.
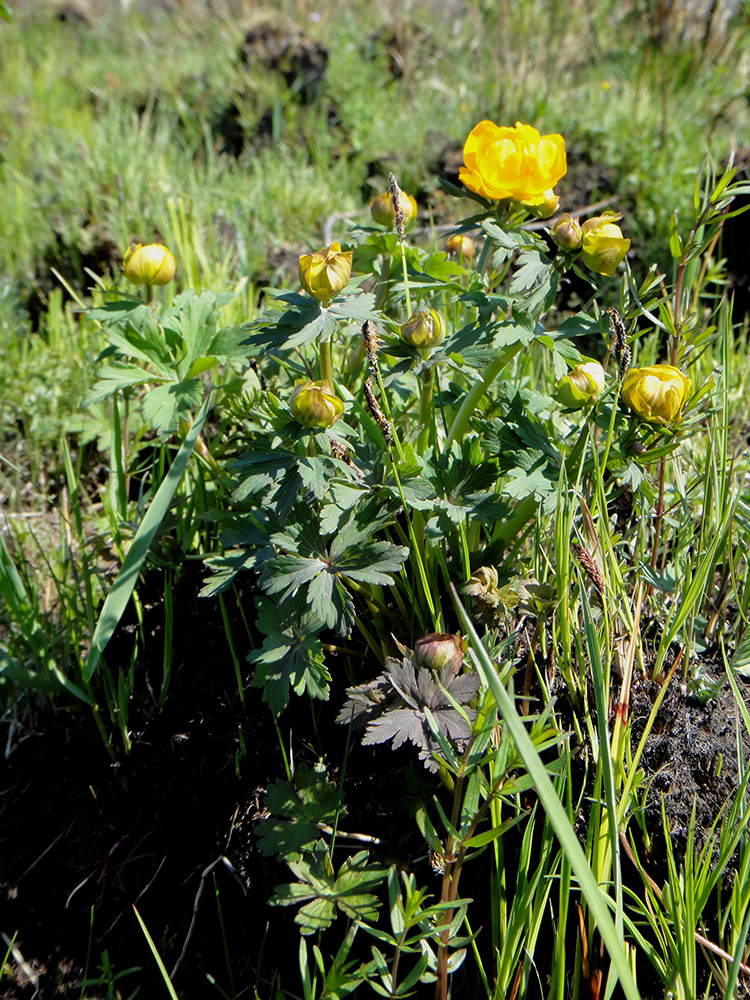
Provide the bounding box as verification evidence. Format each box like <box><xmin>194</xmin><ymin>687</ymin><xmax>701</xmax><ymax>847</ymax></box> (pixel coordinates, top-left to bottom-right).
<box><xmin>621</xmin><ymin>365</ymin><xmax>691</xmax><ymax>424</ymax></box>
<box><xmin>298</xmin><ymin>243</ymin><xmax>353</xmax><ymax>307</ymax></box>
<box><xmin>459</xmin><ymin>121</ymin><xmax>567</xmax><ymax>206</ymax></box>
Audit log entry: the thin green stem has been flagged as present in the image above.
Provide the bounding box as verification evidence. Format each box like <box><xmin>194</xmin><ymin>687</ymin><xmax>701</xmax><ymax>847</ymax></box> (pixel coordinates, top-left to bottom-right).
<box><xmin>417</xmin><ymin>365</ymin><xmax>434</xmax><ymax>455</ymax></box>
<box><xmin>399</xmin><ymin>240</ymin><xmax>412</xmax><ymax>319</ymax></box>
<box><xmin>445</xmin><ymin>343</ymin><xmax>523</xmax><ymax>450</ymax></box>
<box><xmin>388</xmin><ymin>457</ymin><xmax>440</xmax><ymax>631</ymax></box>
<box><xmin>319</xmin><ymin>335</ymin><xmax>334</xmax><ymax>389</ymax></box>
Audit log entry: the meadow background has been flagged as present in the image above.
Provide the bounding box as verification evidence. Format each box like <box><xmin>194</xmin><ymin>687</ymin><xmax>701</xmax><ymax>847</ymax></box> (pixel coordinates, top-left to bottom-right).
<box><xmin>3</xmin><ymin>0</ymin><xmax>750</xmax><ymax>998</ymax></box>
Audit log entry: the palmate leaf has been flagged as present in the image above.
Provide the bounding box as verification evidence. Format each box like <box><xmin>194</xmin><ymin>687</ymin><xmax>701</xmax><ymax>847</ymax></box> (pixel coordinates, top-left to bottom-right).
<box><xmin>482</xmin><ymin>389</ymin><xmax>561</xmax><ymax>513</ymax></box>
<box><xmin>343</xmin><ymin>657</ymin><xmax>480</xmax><ymax>772</ymax></box>
<box><xmin>249</xmin><ymin>594</ymin><xmax>329</xmax><ymax>714</ymax></box>
<box><xmin>502</xmin><ymin>453</ymin><xmax>558</xmax><ymax>514</ymax></box>
<box><xmin>270</xmin><ymin>841</ymin><xmax>387</xmax><ymax>935</ymax></box>
<box><xmin>421</xmin><ymin>438</ymin><xmax>507</xmax><ymax>526</ymax></box>
<box><xmin>261</xmin><ymin>508</ymin><xmax>408</xmax><ymax>635</ymax></box>
<box><xmin>141</xmin><ymin>378</ymin><xmax>203</xmax><ymax>436</ymax></box>
<box><xmin>105</xmin><ymin>308</ymin><xmax>175</xmax><ymax>373</ymax></box>
<box><xmin>256</xmin><ymin>762</ymin><xmax>342</xmax><ymax>859</ymax></box>
<box><xmin>243</xmin><ymin>292</ymin><xmax>334</xmax><ymax>352</ymax></box>
<box><xmin>81</xmin><ymin>364</ymin><xmax>161</xmax><ymax>407</ymax></box>
<box><xmin>231</xmin><ymin>444</ymin><xmax>358</xmax><ymax>515</ymax></box>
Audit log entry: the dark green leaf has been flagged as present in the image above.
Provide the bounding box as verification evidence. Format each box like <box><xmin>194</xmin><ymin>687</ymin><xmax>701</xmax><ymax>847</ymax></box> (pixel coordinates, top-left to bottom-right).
<box><xmin>256</xmin><ymin>762</ymin><xmax>342</xmax><ymax>859</ymax></box>
<box><xmin>271</xmin><ymin>842</ymin><xmax>387</xmax><ymax>935</ymax></box>
<box><xmin>249</xmin><ymin>595</ymin><xmax>329</xmax><ymax>714</ymax></box>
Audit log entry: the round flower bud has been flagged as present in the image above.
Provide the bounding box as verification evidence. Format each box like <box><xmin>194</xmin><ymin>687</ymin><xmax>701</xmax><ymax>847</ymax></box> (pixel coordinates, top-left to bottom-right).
<box><xmin>550</xmin><ymin>214</ymin><xmax>583</xmax><ymax>251</ymax></box>
<box><xmin>399</xmin><ymin>309</ymin><xmax>444</xmax><ymax>350</ymax></box>
<box><xmin>555</xmin><ymin>362</ymin><xmax>606</xmax><ymax>409</ymax></box>
<box><xmin>414</xmin><ymin>633</ymin><xmax>466</xmax><ymax>677</ymax></box>
<box><xmin>580</xmin><ymin>213</ymin><xmax>630</xmax><ymax>276</ymax></box>
<box><xmin>370</xmin><ymin>190</ymin><xmax>418</xmax><ymax>228</ymax></box>
<box><xmin>290</xmin><ymin>379</ymin><xmax>345</xmax><ymax>428</ymax></box>
<box><xmin>621</xmin><ymin>365</ymin><xmax>691</xmax><ymax>425</ymax></box>
<box><xmin>445</xmin><ymin>234</ymin><xmax>475</xmax><ymax>261</ymax></box>
<box><xmin>298</xmin><ymin>243</ymin><xmax>353</xmax><ymax>307</ymax></box>
<box><xmin>123</xmin><ymin>243</ymin><xmax>176</xmax><ymax>286</ymax></box>
<box><xmin>459</xmin><ymin>120</ymin><xmax>566</xmax><ymax>205</ymax></box>
<box><xmin>514</xmin><ymin>189</ymin><xmax>560</xmax><ymax>219</ymax></box>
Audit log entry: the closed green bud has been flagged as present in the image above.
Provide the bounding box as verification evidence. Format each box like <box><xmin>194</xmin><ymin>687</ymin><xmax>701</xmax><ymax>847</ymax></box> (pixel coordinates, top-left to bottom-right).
<box><xmin>414</xmin><ymin>633</ymin><xmax>466</xmax><ymax>677</ymax></box>
<box><xmin>555</xmin><ymin>361</ymin><xmax>606</xmax><ymax>408</ymax></box>
<box><xmin>399</xmin><ymin>309</ymin><xmax>444</xmax><ymax>350</ymax></box>
<box><xmin>550</xmin><ymin>214</ymin><xmax>583</xmax><ymax>251</ymax></box>
<box><xmin>290</xmin><ymin>379</ymin><xmax>344</xmax><ymax>428</ymax></box>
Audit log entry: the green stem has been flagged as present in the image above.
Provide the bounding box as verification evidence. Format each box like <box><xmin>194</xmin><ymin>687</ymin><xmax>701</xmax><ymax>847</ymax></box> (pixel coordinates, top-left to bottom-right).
<box><xmin>417</xmin><ymin>365</ymin><xmax>434</xmax><ymax>455</ymax></box>
<box><xmin>319</xmin><ymin>335</ymin><xmax>334</xmax><ymax>389</ymax></box>
<box><xmin>399</xmin><ymin>240</ymin><xmax>412</xmax><ymax>319</ymax></box>
<box><xmin>389</xmin><ymin>456</ymin><xmax>441</xmax><ymax>631</ymax></box>
<box><xmin>444</xmin><ymin>343</ymin><xmax>523</xmax><ymax>450</ymax></box>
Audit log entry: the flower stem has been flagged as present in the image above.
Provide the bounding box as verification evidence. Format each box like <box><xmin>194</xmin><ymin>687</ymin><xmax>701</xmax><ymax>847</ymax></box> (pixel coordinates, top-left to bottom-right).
<box><xmin>444</xmin><ymin>343</ymin><xmax>523</xmax><ymax>450</ymax></box>
<box><xmin>398</xmin><ymin>239</ymin><xmax>412</xmax><ymax>319</ymax></box>
<box><xmin>417</xmin><ymin>365</ymin><xmax>434</xmax><ymax>455</ymax></box>
<box><xmin>319</xmin><ymin>334</ymin><xmax>334</xmax><ymax>389</ymax></box>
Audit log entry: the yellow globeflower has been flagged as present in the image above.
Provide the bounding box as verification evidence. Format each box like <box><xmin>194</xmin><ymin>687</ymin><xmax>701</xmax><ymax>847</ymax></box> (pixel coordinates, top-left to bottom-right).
<box><xmin>298</xmin><ymin>243</ymin><xmax>353</xmax><ymax>307</ymax></box>
<box><xmin>123</xmin><ymin>243</ymin><xmax>176</xmax><ymax>286</ymax></box>
<box><xmin>399</xmin><ymin>309</ymin><xmax>444</xmax><ymax>350</ymax></box>
<box><xmin>370</xmin><ymin>190</ymin><xmax>417</xmax><ymax>228</ymax></box>
<box><xmin>290</xmin><ymin>379</ymin><xmax>344</xmax><ymax>428</ymax></box>
<box><xmin>621</xmin><ymin>365</ymin><xmax>691</xmax><ymax>425</ymax></box>
<box><xmin>459</xmin><ymin>121</ymin><xmax>567</xmax><ymax>206</ymax></box>
<box><xmin>555</xmin><ymin>362</ymin><xmax>606</xmax><ymax>409</ymax></box>
<box><xmin>580</xmin><ymin>213</ymin><xmax>630</xmax><ymax>276</ymax></box>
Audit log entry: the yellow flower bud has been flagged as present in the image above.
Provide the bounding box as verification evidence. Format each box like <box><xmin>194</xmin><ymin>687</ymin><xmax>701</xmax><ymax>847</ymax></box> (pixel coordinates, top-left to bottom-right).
<box><xmin>459</xmin><ymin>120</ymin><xmax>566</xmax><ymax>206</ymax></box>
<box><xmin>580</xmin><ymin>213</ymin><xmax>630</xmax><ymax>276</ymax></box>
<box><xmin>370</xmin><ymin>190</ymin><xmax>418</xmax><ymax>228</ymax></box>
<box><xmin>514</xmin><ymin>189</ymin><xmax>560</xmax><ymax>219</ymax></box>
<box><xmin>399</xmin><ymin>309</ymin><xmax>444</xmax><ymax>350</ymax></box>
<box><xmin>123</xmin><ymin>243</ymin><xmax>176</xmax><ymax>286</ymax></box>
<box><xmin>555</xmin><ymin>362</ymin><xmax>606</xmax><ymax>409</ymax></box>
<box><xmin>298</xmin><ymin>243</ymin><xmax>353</xmax><ymax>307</ymax></box>
<box><xmin>289</xmin><ymin>379</ymin><xmax>345</xmax><ymax>428</ymax></box>
<box><xmin>445</xmin><ymin>234</ymin><xmax>475</xmax><ymax>261</ymax></box>
<box><xmin>550</xmin><ymin>214</ymin><xmax>583</xmax><ymax>251</ymax></box>
<box><xmin>621</xmin><ymin>365</ymin><xmax>691</xmax><ymax>425</ymax></box>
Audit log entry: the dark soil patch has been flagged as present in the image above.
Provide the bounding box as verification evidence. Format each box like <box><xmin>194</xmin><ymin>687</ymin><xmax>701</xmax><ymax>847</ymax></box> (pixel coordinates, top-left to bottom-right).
<box><xmin>630</xmin><ymin>662</ymin><xmax>749</xmax><ymax>871</ymax></box>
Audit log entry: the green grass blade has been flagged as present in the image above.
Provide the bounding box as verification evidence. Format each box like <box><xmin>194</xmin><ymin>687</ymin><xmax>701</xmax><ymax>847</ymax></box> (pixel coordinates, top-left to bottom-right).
<box><xmin>450</xmin><ymin>585</ymin><xmax>641</xmax><ymax>1000</ymax></box>
<box><xmin>132</xmin><ymin>905</ymin><xmax>180</xmax><ymax>1000</ymax></box>
<box><xmin>85</xmin><ymin>394</ymin><xmax>211</xmax><ymax>680</ymax></box>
